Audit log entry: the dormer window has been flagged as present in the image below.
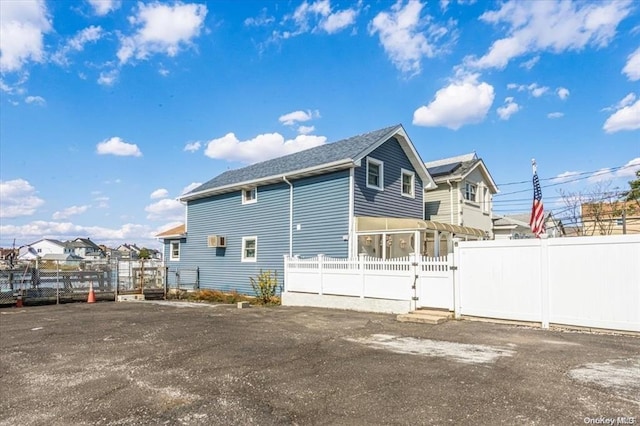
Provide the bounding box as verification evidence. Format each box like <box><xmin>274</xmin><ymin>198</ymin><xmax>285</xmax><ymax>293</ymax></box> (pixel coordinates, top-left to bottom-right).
<box><xmin>464</xmin><ymin>182</ymin><xmax>477</xmax><ymax>202</ymax></box>
<box><xmin>242</xmin><ymin>187</ymin><xmax>257</xmax><ymax>204</ymax></box>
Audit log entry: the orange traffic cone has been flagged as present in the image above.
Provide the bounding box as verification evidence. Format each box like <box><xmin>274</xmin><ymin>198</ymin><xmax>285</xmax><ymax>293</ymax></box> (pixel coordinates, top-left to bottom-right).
<box><xmin>87</xmin><ymin>283</ymin><xmax>96</xmax><ymax>304</ymax></box>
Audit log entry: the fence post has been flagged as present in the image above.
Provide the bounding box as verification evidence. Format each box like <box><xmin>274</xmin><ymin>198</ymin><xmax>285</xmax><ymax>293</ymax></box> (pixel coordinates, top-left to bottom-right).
<box><xmin>540</xmin><ymin>238</ymin><xmax>550</xmax><ymax>329</ymax></box>
<box><xmin>452</xmin><ymin>238</ymin><xmax>461</xmax><ymax>319</ymax></box>
<box><xmin>318</xmin><ymin>254</ymin><xmax>324</xmax><ymax>296</ymax></box>
<box><xmin>196</xmin><ymin>267</ymin><xmax>200</xmax><ymax>290</ymax></box>
<box><xmin>282</xmin><ymin>255</ymin><xmax>288</xmax><ymax>293</ymax></box>
<box><xmin>359</xmin><ymin>253</ymin><xmax>365</xmax><ymax>298</ymax></box>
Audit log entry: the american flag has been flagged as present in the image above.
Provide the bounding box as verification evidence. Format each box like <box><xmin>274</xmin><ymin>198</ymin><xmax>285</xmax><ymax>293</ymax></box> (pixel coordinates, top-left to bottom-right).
<box><xmin>530</xmin><ymin>167</ymin><xmax>545</xmax><ymax>237</ymax></box>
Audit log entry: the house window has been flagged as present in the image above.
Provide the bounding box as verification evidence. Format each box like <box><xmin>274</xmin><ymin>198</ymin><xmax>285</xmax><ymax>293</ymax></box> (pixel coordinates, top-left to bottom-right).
<box><xmin>242</xmin><ymin>188</ymin><xmax>257</xmax><ymax>204</ymax></box>
<box><xmin>464</xmin><ymin>182</ymin><xmax>477</xmax><ymax>202</ymax></box>
<box><xmin>366</xmin><ymin>157</ymin><xmax>384</xmax><ymax>190</ymax></box>
<box><xmin>401</xmin><ymin>169</ymin><xmax>415</xmax><ymax>198</ymax></box>
<box><xmin>170</xmin><ymin>241</ymin><xmax>180</xmax><ymax>261</ymax></box>
<box><xmin>242</xmin><ymin>236</ymin><xmax>257</xmax><ymax>262</ymax></box>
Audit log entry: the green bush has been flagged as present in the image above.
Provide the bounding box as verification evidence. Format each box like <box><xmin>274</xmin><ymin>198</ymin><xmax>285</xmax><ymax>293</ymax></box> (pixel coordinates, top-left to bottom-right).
<box><xmin>250</xmin><ymin>270</ymin><xmax>280</xmax><ymax>305</ymax></box>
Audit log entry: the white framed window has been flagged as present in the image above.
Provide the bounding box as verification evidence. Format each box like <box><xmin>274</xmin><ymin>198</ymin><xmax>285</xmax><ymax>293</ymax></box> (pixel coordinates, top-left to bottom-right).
<box><xmin>241</xmin><ymin>236</ymin><xmax>257</xmax><ymax>262</ymax></box>
<box><xmin>366</xmin><ymin>157</ymin><xmax>384</xmax><ymax>190</ymax></box>
<box><xmin>401</xmin><ymin>169</ymin><xmax>415</xmax><ymax>198</ymax></box>
<box><xmin>464</xmin><ymin>182</ymin><xmax>477</xmax><ymax>202</ymax></box>
<box><xmin>242</xmin><ymin>187</ymin><xmax>257</xmax><ymax>204</ymax></box>
<box><xmin>170</xmin><ymin>241</ymin><xmax>180</xmax><ymax>261</ymax></box>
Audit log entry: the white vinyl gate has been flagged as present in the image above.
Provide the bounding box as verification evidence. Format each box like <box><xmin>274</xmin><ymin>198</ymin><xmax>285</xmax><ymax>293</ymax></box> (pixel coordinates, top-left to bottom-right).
<box><xmin>283</xmin><ymin>235</ymin><xmax>640</xmax><ymax>332</ymax></box>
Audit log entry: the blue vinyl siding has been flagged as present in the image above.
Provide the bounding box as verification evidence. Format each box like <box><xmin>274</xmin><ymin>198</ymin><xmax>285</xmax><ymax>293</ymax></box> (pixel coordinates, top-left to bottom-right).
<box><xmin>179</xmin><ymin>183</ymin><xmax>290</xmax><ymax>295</ymax></box>
<box><xmin>354</xmin><ymin>137</ymin><xmax>423</xmax><ymax>218</ymax></box>
<box><xmin>292</xmin><ymin>170</ymin><xmax>350</xmax><ymax>258</ymax></box>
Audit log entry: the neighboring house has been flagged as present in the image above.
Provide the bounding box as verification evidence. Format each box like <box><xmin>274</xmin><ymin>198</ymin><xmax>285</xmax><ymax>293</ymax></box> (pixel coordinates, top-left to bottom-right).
<box><xmin>0</xmin><ymin>248</ymin><xmax>18</xmax><ymax>268</ymax></box>
<box><xmin>159</xmin><ymin>124</ymin><xmax>436</xmax><ymax>294</ymax></box>
<box><xmin>492</xmin><ymin>212</ymin><xmax>565</xmax><ymax>239</ymax></box>
<box><xmin>581</xmin><ymin>200</ymin><xmax>640</xmax><ymax>235</ymax></box>
<box><xmin>424</xmin><ymin>153</ymin><xmax>499</xmax><ymax>239</ymax></box>
<box><xmin>116</xmin><ymin>244</ymin><xmax>142</xmax><ymax>260</ymax></box>
<box><xmin>156</xmin><ymin>225</ymin><xmax>186</xmax><ymax>263</ymax></box>
<box><xmin>66</xmin><ymin>238</ymin><xmax>106</xmax><ymax>260</ymax></box>
<box><xmin>18</xmin><ymin>239</ymin><xmax>73</xmax><ymax>260</ymax></box>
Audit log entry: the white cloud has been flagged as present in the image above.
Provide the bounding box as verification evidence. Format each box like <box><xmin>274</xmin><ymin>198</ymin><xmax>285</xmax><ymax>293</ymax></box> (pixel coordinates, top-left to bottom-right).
<box><xmin>87</xmin><ymin>0</ymin><xmax>121</xmax><ymax>16</ymax></box>
<box><xmin>0</xmin><ymin>0</ymin><xmax>52</xmax><ymax>72</ymax></box>
<box><xmin>97</xmin><ymin>69</ymin><xmax>118</xmax><ymax>86</ymax></box>
<box><xmin>96</xmin><ymin>136</ymin><xmax>142</xmax><ymax>157</ymax></box>
<box><xmin>369</xmin><ymin>0</ymin><xmax>454</xmax><ymax>76</ymax></box>
<box><xmin>184</xmin><ymin>141</ymin><xmax>201</xmax><ymax>152</ymax></box>
<box><xmin>507</xmin><ymin>82</ymin><xmax>548</xmax><ymax>97</ymax></box>
<box><xmin>413</xmin><ymin>74</ymin><xmax>494</xmax><ymax>130</ymax></box>
<box><xmin>0</xmin><ymin>220</ymin><xmax>154</xmax><ymax>248</ymax></box>
<box><xmin>150</xmin><ymin>188</ymin><xmax>169</xmax><ymax>199</ymax></box>
<box><xmin>117</xmin><ymin>2</ymin><xmax>207</xmax><ymax>65</ymax></box>
<box><xmin>587</xmin><ymin>159</ymin><xmax>640</xmax><ymax>183</ymax></box>
<box><xmin>52</xmin><ymin>25</ymin><xmax>103</xmax><ymax>66</ymax></box>
<box><xmin>181</xmin><ymin>182</ymin><xmax>202</xmax><ymax>195</ymax></box>
<box><xmin>497</xmin><ymin>97</ymin><xmax>519</xmax><ymax>120</ymax></box>
<box><xmin>284</xmin><ymin>0</ymin><xmax>359</xmax><ymax>36</ymax></box>
<box><xmin>279</xmin><ymin>110</ymin><xmax>318</xmax><ymax>126</ymax></box>
<box><xmin>25</xmin><ymin>95</ymin><xmax>45</xmax><ymax>105</ymax></box>
<box><xmin>145</xmin><ymin>198</ymin><xmax>184</xmax><ymax>221</ymax></box>
<box><xmin>244</xmin><ymin>8</ymin><xmax>275</xmax><ymax>27</ymax></box>
<box><xmin>298</xmin><ymin>125</ymin><xmax>315</xmax><ymax>135</ymax></box>
<box><xmin>467</xmin><ymin>0</ymin><xmax>632</xmax><ymax>70</ymax></box>
<box><xmin>204</xmin><ymin>132</ymin><xmax>327</xmax><ymax>164</ymax></box>
<box><xmin>557</xmin><ymin>87</ymin><xmax>570</xmax><ymax>100</ymax></box>
<box><xmin>622</xmin><ymin>47</ymin><xmax>640</xmax><ymax>81</ymax></box>
<box><xmin>520</xmin><ymin>56</ymin><xmax>539</xmax><ymax>70</ymax></box>
<box><xmin>52</xmin><ymin>205</ymin><xmax>90</xmax><ymax>220</ymax></box>
<box><xmin>552</xmin><ymin>171</ymin><xmax>580</xmax><ymax>183</ymax></box>
<box><xmin>547</xmin><ymin>112</ymin><xmax>564</xmax><ymax>119</ymax></box>
<box><xmin>603</xmin><ymin>98</ymin><xmax>640</xmax><ymax>134</ymax></box>
<box><xmin>0</xmin><ymin>179</ymin><xmax>45</xmax><ymax>218</ymax></box>
<box><xmin>321</xmin><ymin>8</ymin><xmax>358</xmax><ymax>34</ymax></box>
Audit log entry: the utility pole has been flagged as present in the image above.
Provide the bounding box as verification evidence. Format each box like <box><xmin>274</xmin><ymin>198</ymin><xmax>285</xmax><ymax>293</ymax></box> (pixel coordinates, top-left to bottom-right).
<box><xmin>622</xmin><ymin>205</ymin><xmax>627</xmax><ymax>235</ymax></box>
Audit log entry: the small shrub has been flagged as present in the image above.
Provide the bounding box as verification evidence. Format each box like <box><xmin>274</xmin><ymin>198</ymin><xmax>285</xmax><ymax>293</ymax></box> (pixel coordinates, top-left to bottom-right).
<box><xmin>250</xmin><ymin>270</ymin><xmax>280</xmax><ymax>305</ymax></box>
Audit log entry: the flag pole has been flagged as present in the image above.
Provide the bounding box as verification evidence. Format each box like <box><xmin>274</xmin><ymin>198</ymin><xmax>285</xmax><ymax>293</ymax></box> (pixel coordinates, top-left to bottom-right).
<box><xmin>531</xmin><ymin>158</ymin><xmax>536</xmax><ymax>174</ymax></box>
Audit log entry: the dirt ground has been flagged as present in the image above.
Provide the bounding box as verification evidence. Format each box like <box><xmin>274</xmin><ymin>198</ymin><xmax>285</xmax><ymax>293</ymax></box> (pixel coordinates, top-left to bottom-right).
<box><xmin>0</xmin><ymin>301</ymin><xmax>638</xmax><ymax>425</ymax></box>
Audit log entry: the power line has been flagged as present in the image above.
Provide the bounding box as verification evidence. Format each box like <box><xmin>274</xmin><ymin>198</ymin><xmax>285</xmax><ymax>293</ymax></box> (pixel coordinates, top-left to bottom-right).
<box><xmin>494</xmin><ymin>162</ymin><xmax>638</xmax><ymax>190</ymax></box>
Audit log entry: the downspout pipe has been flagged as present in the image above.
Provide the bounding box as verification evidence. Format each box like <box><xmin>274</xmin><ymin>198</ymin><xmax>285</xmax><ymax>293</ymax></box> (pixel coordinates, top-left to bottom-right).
<box><xmin>283</xmin><ymin>176</ymin><xmax>293</xmax><ymax>256</ymax></box>
<box><xmin>447</xmin><ymin>179</ymin><xmax>454</xmax><ymax>224</ymax></box>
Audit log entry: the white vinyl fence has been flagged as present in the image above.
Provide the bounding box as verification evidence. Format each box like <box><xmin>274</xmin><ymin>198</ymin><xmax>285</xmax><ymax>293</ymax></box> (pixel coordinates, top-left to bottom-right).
<box><xmin>283</xmin><ymin>254</ymin><xmax>451</xmax><ymax>313</ymax></box>
<box><xmin>455</xmin><ymin>235</ymin><xmax>640</xmax><ymax>332</ymax></box>
<box><xmin>283</xmin><ymin>235</ymin><xmax>640</xmax><ymax>332</ymax></box>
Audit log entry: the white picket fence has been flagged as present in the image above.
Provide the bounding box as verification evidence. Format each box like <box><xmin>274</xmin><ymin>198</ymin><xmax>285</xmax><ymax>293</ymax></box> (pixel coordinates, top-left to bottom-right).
<box><xmin>284</xmin><ymin>254</ymin><xmax>451</xmax><ymax>307</ymax></box>
<box><xmin>283</xmin><ymin>235</ymin><xmax>640</xmax><ymax>332</ymax></box>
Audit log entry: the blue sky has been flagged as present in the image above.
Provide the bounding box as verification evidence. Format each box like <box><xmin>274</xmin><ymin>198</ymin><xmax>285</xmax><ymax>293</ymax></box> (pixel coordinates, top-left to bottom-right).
<box><xmin>1</xmin><ymin>0</ymin><xmax>639</xmax><ymax>249</ymax></box>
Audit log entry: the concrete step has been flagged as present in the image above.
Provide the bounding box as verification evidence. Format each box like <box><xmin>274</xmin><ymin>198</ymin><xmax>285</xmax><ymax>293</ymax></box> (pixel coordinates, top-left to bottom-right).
<box><xmin>396</xmin><ymin>309</ymin><xmax>453</xmax><ymax>324</ymax></box>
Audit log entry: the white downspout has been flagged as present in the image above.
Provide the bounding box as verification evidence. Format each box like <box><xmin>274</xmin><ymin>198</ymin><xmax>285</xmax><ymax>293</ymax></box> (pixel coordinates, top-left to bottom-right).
<box><xmin>283</xmin><ymin>176</ymin><xmax>293</xmax><ymax>256</ymax></box>
<box><xmin>447</xmin><ymin>179</ymin><xmax>454</xmax><ymax>224</ymax></box>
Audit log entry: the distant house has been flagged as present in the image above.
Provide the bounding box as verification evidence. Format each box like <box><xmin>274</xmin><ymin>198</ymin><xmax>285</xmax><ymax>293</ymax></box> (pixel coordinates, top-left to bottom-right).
<box><xmin>423</xmin><ymin>153</ymin><xmax>498</xmax><ymax>252</ymax></box>
<box><xmin>158</xmin><ymin>124</ymin><xmax>437</xmax><ymax>294</ymax></box>
<box><xmin>18</xmin><ymin>239</ymin><xmax>73</xmax><ymax>260</ymax></box>
<box><xmin>493</xmin><ymin>212</ymin><xmax>565</xmax><ymax>239</ymax></box>
<box><xmin>116</xmin><ymin>244</ymin><xmax>142</xmax><ymax>260</ymax></box>
<box><xmin>66</xmin><ymin>238</ymin><xmax>106</xmax><ymax>260</ymax></box>
<box><xmin>581</xmin><ymin>200</ymin><xmax>640</xmax><ymax>236</ymax></box>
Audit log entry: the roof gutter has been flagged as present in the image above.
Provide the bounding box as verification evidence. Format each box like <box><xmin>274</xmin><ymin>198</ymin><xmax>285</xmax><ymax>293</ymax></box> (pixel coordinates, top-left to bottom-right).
<box><xmin>179</xmin><ymin>159</ymin><xmax>354</xmax><ymax>202</ymax></box>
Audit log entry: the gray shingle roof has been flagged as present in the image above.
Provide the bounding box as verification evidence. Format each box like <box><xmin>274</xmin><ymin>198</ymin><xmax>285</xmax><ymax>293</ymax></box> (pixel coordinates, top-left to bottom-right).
<box><xmin>186</xmin><ymin>124</ymin><xmax>400</xmax><ymax>196</ymax></box>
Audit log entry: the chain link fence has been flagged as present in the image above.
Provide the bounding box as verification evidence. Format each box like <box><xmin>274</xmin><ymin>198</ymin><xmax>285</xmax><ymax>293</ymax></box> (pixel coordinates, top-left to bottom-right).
<box><xmin>0</xmin><ymin>259</ymin><xmax>168</xmax><ymax>306</ymax></box>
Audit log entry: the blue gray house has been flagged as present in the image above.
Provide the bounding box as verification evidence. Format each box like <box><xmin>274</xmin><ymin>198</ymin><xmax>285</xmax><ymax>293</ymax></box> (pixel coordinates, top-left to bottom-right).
<box><xmin>159</xmin><ymin>124</ymin><xmax>436</xmax><ymax>294</ymax></box>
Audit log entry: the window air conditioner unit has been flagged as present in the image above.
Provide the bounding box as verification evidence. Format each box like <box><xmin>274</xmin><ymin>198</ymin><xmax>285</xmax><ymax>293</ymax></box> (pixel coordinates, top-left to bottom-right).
<box><xmin>207</xmin><ymin>235</ymin><xmax>227</xmax><ymax>248</ymax></box>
